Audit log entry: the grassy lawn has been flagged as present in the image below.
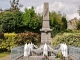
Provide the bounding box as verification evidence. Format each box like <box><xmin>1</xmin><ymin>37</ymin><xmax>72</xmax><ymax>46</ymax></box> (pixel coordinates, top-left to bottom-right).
<box><xmin>0</xmin><ymin>52</ymin><xmax>10</xmax><ymax>58</ymax></box>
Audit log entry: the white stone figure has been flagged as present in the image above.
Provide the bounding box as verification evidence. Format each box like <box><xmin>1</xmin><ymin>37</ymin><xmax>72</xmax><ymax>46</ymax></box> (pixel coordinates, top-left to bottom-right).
<box><xmin>60</xmin><ymin>43</ymin><xmax>64</xmax><ymax>55</ymax></box>
<box><xmin>64</xmin><ymin>43</ymin><xmax>68</xmax><ymax>57</ymax></box>
<box><xmin>29</xmin><ymin>43</ymin><xmax>33</xmax><ymax>51</ymax></box>
<box><xmin>43</xmin><ymin>43</ymin><xmax>48</xmax><ymax>56</ymax></box>
<box><xmin>24</xmin><ymin>43</ymin><xmax>28</xmax><ymax>56</ymax></box>
<box><xmin>28</xmin><ymin>43</ymin><xmax>30</xmax><ymax>55</ymax></box>
<box><xmin>60</xmin><ymin>43</ymin><xmax>68</xmax><ymax>57</ymax></box>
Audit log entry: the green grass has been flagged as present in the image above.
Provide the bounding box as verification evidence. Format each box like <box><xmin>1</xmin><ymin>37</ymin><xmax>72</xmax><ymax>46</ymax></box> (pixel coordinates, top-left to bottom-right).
<box><xmin>0</xmin><ymin>52</ymin><xmax>10</xmax><ymax>58</ymax></box>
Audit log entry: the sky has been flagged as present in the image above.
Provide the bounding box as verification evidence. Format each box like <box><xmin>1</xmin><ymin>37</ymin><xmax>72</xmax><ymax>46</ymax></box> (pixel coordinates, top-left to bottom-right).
<box><xmin>0</xmin><ymin>0</ymin><xmax>80</xmax><ymax>20</ymax></box>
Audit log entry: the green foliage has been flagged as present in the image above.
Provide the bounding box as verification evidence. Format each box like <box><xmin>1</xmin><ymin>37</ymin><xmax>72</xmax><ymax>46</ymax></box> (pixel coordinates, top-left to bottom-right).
<box><xmin>15</xmin><ymin>32</ymin><xmax>41</xmax><ymax>45</ymax></box>
<box><xmin>22</xmin><ymin>7</ymin><xmax>42</xmax><ymax>33</ymax></box>
<box><xmin>0</xmin><ymin>25</ymin><xmax>2</xmax><ymax>32</ymax></box>
<box><xmin>2</xmin><ymin>12</ymin><xmax>15</xmax><ymax>32</ymax></box>
<box><xmin>0</xmin><ymin>6</ymin><xmax>67</xmax><ymax>33</ymax></box>
<box><xmin>50</xmin><ymin>11</ymin><xmax>67</xmax><ymax>37</ymax></box>
<box><xmin>77</xmin><ymin>21</ymin><xmax>80</xmax><ymax>30</ymax></box>
<box><xmin>0</xmin><ymin>52</ymin><xmax>10</xmax><ymax>58</ymax></box>
<box><xmin>0</xmin><ymin>33</ymin><xmax>17</xmax><ymax>52</ymax></box>
<box><xmin>0</xmin><ymin>33</ymin><xmax>4</xmax><ymax>39</ymax></box>
<box><xmin>10</xmin><ymin>0</ymin><xmax>22</xmax><ymax>11</ymax></box>
<box><xmin>0</xmin><ymin>32</ymin><xmax>40</xmax><ymax>52</ymax></box>
<box><xmin>52</xmin><ymin>33</ymin><xmax>80</xmax><ymax>47</ymax></box>
<box><xmin>56</xmin><ymin>52</ymin><xmax>63</xmax><ymax>59</ymax></box>
<box><xmin>64</xmin><ymin>29</ymin><xmax>73</xmax><ymax>33</ymax></box>
<box><xmin>61</xmin><ymin>16</ymin><xmax>67</xmax><ymax>30</ymax></box>
<box><xmin>0</xmin><ymin>11</ymin><xmax>23</xmax><ymax>32</ymax></box>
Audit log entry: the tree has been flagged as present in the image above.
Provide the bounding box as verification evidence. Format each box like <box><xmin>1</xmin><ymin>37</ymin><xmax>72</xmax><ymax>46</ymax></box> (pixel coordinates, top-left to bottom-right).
<box><xmin>61</xmin><ymin>16</ymin><xmax>67</xmax><ymax>30</ymax></box>
<box><xmin>2</xmin><ymin>12</ymin><xmax>15</xmax><ymax>32</ymax></box>
<box><xmin>0</xmin><ymin>11</ymin><xmax>23</xmax><ymax>32</ymax></box>
<box><xmin>49</xmin><ymin>11</ymin><xmax>67</xmax><ymax>36</ymax></box>
<box><xmin>22</xmin><ymin>6</ymin><xmax>42</xmax><ymax>33</ymax></box>
<box><xmin>10</xmin><ymin>0</ymin><xmax>23</xmax><ymax>11</ymax></box>
<box><xmin>77</xmin><ymin>21</ymin><xmax>80</xmax><ymax>30</ymax></box>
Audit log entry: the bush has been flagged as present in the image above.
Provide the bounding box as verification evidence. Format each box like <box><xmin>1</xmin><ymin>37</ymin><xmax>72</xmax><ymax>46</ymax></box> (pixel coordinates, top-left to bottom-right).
<box><xmin>0</xmin><ymin>33</ymin><xmax>4</xmax><ymax>39</ymax></box>
<box><xmin>0</xmin><ymin>32</ymin><xmax>41</xmax><ymax>52</ymax></box>
<box><xmin>64</xmin><ymin>29</ymin><xmax>73</xmax><ymax>33</ymax></box>
<box><xmin>15</xmin><ymin>32</ymin><xmax>41</xmax><ymax>45</ymax></box>
<box><xmin>0</xmin><ymin>33</ymin><xmax>17</xmax><ymax>52</ymax></box>
<box><xmin>52</xmin><ymin>33</ymin><xmax>80</xmax><ymax>47</ymax></box>
<box><xmin>56</xmin><ymin>52</ymin><xmax>63</xmax><ymax>59</ymax></box>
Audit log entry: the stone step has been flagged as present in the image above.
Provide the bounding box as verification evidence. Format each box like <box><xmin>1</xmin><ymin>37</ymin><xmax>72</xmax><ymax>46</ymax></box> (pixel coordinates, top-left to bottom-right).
<box><xmin>23</xmin><ymin>56</ymin><xmax>55</xmax><ymax>60</ymax></box>
<box><xmin>15</xmin><ymin>55</ymin><xmax>77</xmax><ymax>60</ymax></box>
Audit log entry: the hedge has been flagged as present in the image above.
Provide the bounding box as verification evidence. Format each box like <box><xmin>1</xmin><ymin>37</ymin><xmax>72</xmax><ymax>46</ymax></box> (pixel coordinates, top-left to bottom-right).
<box><xmin>0</xmin><ymin>32</ymin><xmax>40</xmax><ymax>52</ymax></box>
<box><xmin>52</xmin><ymin>33</ymin><xmax>80</xmax><ymax>47</ymax></box>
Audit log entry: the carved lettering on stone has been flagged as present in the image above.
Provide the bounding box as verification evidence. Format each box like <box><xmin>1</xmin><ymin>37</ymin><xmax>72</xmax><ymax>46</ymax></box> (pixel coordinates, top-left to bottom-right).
<box><xmin>44</xmin><ymin>8</ymin><xmax>48</xmax><ymax>17</ymax></box>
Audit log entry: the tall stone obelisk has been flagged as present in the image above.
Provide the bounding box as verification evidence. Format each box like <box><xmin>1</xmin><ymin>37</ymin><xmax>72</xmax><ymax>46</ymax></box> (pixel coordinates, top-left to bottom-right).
<box><xmin>40</xmin><ymin>2</ymin><xmax>52</xmax><ymax>45</ymax></box>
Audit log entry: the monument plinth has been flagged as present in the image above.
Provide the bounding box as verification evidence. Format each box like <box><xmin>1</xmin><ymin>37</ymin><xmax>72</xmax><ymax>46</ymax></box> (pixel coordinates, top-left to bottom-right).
<box><xmin>40</xmin><ymin>2</ymin><xmax>52</xmax><ymax>45</ymax></box>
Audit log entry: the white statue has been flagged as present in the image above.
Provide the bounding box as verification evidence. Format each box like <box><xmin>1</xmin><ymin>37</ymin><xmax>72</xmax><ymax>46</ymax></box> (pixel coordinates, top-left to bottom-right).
<box><xmin>60</xmin><ymin>43</ymin><xmax>68</xmax><ymax>57</ymax></box>
<box><xmin>64</xmin><ymin>43</ymin><xmax>68</xmax><ymax>57</ymax></box>
<box><xmin>24</xmin><ymin>43</ymin><xmax>28</xmax><ymax>56</ymax></box>
<box><xmin>27</xmin><ymin>43</ymin><xmax>31</xmax><ymax>55</ymax></box>
<box><xmin>24</xmin><ymin>43</ymin><xmax>33</xmax><ymax>56</ymax></box>
<box><xmin>43</xmin><ymin>43</ymin><xmax>48</xmax><ymax>56</ymax></box>
<box><xmin>30</xmin><ymin>43</ymin><xmax>33</xmax><ymax>51</ymax></box>
<box><xmin>60</xmin><ymin>43</ymin><xmax>64</xmax><ymax>55</ymax></box>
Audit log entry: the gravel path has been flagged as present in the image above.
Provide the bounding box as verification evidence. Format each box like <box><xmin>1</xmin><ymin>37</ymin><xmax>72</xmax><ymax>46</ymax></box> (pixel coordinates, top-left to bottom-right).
<box><xmin>0</xmin><ymin>55</ymin><xmax>10</xmax><ymax>60</ymax></box>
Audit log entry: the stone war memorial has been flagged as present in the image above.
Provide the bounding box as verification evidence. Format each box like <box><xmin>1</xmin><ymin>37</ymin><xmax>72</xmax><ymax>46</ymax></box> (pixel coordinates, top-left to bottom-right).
<box><xmin>11</xmin><ymin>2</ymin><xmax>80</xmax><ymax>60</ymax></box>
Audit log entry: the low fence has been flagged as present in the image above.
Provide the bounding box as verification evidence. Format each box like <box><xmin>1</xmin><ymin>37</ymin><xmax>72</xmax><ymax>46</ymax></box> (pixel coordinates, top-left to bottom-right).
<box><xmin>68</xmin><ymin>46</ymin><xmax>80</xmax><ymax>60</ymax></box>
<box><xmin>11</xmin><ymin>46</ymin><xmax>24</xmax><ymax>60</ymax></box>
<box><xmin>11</xmin><ymin>45</ymin><xmax>80</xmax><ymax>60</ymax></box>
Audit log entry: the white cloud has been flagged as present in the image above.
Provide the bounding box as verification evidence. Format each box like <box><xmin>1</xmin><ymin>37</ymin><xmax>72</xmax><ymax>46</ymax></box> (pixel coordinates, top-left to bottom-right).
<box><xmin>20</xmin><ymin>6</ymin><xmax>25</xmax><ymax>12</ymax></box>
<box><xmin>72</xmin><ymin>0</ymin><xmax>80</xmax><ymax>3</ymax></box>
<box><xmin>35</xmin><ymin>2</ymin><xmax>65</xmax><ymax>13</ymax></box>
<box><xmin>49</xmin><ymin>2</ymin><xmax>65</xmax><ymax>12</ymax></box>
<box><xmin>35</xmin><ymin>5</ymin><xmax>43</xmax><ymax>14</ymax></box>
<box><xmin>20</xmin><ymin>6</ymin><xmax>32</xmax><ymax>12</ymax></box>
<box><xmin>67</xmin><ymin>13</ymin><xmax>80</xmax><ymax>20</ymax></box>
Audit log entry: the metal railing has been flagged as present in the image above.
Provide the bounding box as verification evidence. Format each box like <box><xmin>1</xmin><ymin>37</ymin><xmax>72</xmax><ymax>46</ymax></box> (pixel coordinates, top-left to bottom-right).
<box><xmin>11</xmin><ymin>46</ymin><xmax>24</xmax><ymax>60</ymax></box>
<box><xmin>68</xmin><ymin>46</ymin><xmax>80</xmax><ymax>60</ymax></box>
<box><xmin>11</xmin><ymin>45</ymin><xmax>80</xmax><ymax>60</ymax></box>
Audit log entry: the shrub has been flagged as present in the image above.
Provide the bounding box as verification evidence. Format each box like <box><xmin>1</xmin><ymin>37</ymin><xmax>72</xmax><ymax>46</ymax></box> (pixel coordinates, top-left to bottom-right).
<box><xmin>0</xmin><ymin>33</ymin><xmax>17</xmax><ymax>52</ymax></box>
<box><xmin>52</xmin><ymin>33</ymin><xmax>80</xmax><ymax>47</ymax></box>
<box><xmin>0</xmin><ymin>32</ymin><xmax>41</xmax><ymax>52</ymax></box>
<box><xmin>64</xmin><ymin>29</ymin><xmax>73</xmax><ymax>33</ymax></box>
<box><xmin>15</xmin><ymin>32</ymin><xmax>41</xmax><ymax>46</ymax></box>
<box><xmin>0</xmin><ymin>33</ymin><xmax>4</xmax><ymax>39</ymax></box>
<box><xmin>56</xmin><ymin>52</ymin><xmax>63</xmax><ymax>59</ymax></box>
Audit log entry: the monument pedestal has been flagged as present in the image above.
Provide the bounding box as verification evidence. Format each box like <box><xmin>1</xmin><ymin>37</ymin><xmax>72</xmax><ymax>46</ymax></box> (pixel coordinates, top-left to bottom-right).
<box><xmin>40</xmin><ymin>28</ymin><xmax>52</xmax><ymax>45</ymax></box>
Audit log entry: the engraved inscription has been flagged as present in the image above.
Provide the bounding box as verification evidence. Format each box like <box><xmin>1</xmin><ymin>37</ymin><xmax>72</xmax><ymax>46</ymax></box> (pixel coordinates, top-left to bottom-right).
<box><xmin>44</xmin><ymin>8</ymin><xmax>48</xmax><ymax>17</ymax></box>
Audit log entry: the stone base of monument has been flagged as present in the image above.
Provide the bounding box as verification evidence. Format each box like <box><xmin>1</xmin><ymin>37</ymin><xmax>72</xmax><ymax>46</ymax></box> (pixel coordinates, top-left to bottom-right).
<box><xmin>23</xmin><ymin>56</ymin><xmax>56</xmax><ymax>60</ymax></box>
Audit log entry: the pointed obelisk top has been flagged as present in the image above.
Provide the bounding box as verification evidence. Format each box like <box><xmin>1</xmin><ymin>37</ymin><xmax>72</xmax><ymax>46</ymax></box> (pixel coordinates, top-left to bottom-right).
<box><xmin>43</xmin><ymin>2</ymin><xmax>49</xmax><ymax>20</ymax></box>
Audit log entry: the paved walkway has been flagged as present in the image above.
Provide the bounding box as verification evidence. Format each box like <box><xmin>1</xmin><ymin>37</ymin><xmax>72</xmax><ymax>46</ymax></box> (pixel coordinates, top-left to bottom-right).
<box><xmin>0</xmin><ymin>55</ymin><xmax>75</xmax><ymax>60</ymax></box>
<box><xmin>0</xmin><ymin>55</ymin><xmax>10</xmax><ymax>60</ymax></box>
